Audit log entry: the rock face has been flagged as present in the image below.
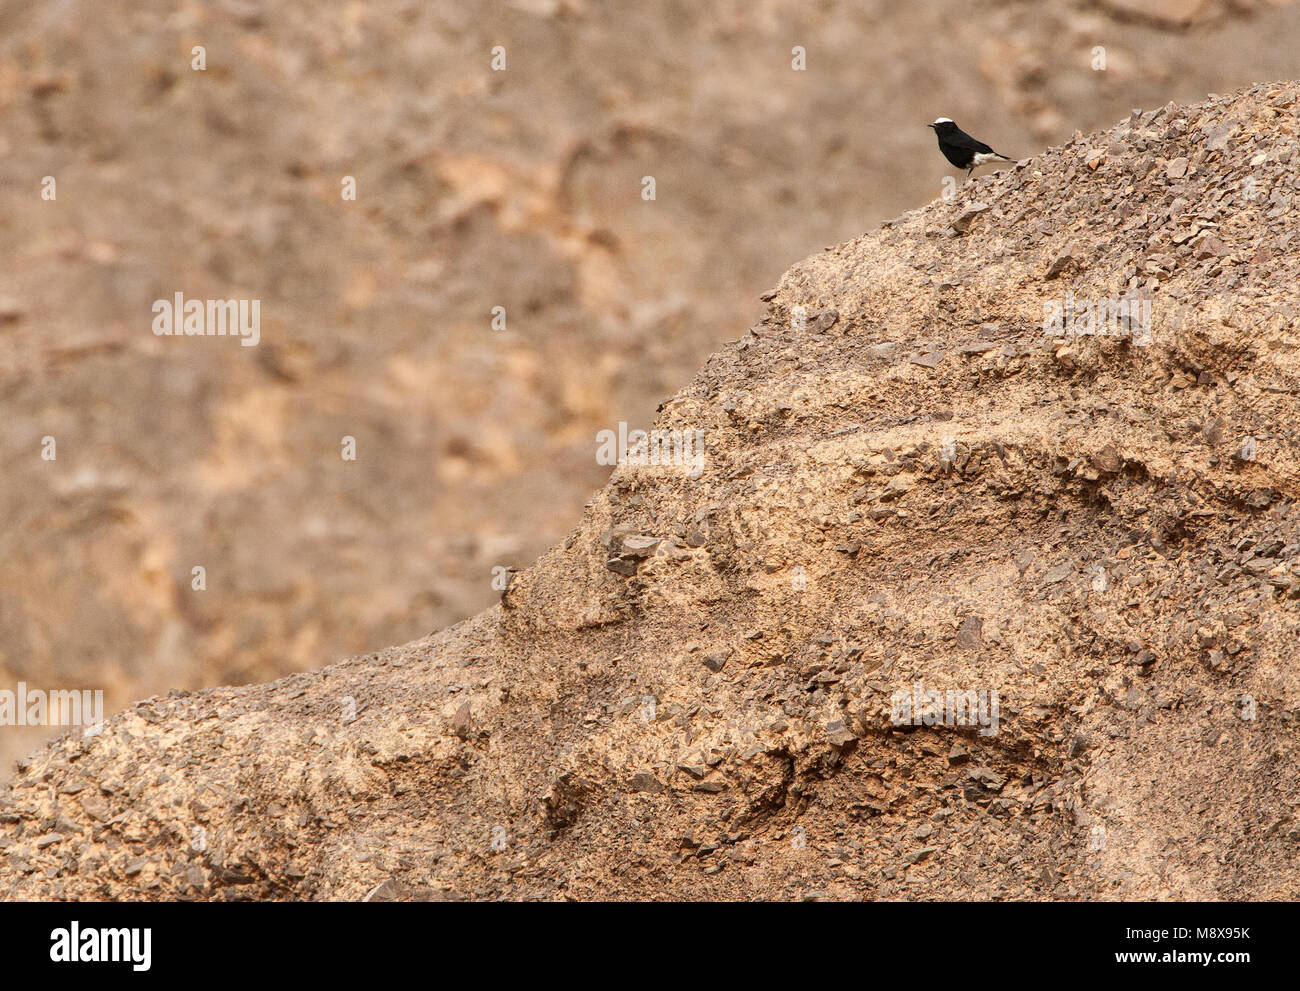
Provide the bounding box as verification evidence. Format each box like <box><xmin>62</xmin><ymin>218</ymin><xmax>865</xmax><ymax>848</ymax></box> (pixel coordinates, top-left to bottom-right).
<box><xmin>10</xmin><ymin>0</ymin><xmax>1300</xmax><ymax>780</ymax></box>
<box><xmin>5</xmin><ymin>84</ymin><xmax>1300</xmax><ymax>901</ymax></box>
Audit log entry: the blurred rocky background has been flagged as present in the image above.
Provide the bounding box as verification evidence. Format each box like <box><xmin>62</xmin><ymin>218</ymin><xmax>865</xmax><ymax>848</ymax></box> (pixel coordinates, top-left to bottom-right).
<box><xmin>0</xmin><ymin>0</ymin><xmax>1296</xmax><ymax>773</ymax></box>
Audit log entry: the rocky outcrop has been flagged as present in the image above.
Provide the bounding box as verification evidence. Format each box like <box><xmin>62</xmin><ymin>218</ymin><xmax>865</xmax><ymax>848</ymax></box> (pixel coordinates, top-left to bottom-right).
<box><xmin>4</xmin><ymin>84</ymin><xmax>1300</xmax><ymax>900</ymax></box>
<box><xmin>8</xmin><ymin>0</ymin><xmax>1300</xmax><ymax>777</ymax></box>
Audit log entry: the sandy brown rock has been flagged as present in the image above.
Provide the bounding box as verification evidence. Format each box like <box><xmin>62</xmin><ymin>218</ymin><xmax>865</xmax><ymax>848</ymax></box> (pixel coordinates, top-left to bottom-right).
<box><xmin>4</xmin><ymin>83</ymin><xmax>1300</xmax><ymax>901</ymax></box>
<box><xmin>8</xmin><ymin>0</ymin><xmax>1300</xmax><ymax>777</ymax></box>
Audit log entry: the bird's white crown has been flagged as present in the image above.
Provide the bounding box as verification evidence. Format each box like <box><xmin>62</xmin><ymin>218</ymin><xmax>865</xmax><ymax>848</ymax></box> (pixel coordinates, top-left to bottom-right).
<box><xmin>932</xmin><ymin>117</ymin><xmax>953</xmax><ymax>125</ymax></box>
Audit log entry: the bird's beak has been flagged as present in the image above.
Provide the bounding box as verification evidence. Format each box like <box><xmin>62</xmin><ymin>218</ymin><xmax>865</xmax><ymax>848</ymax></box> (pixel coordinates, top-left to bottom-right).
<box><xmin>926</xmin><ymin>123</ymin><xmax>936</xmax><ymax>129</ymax></box>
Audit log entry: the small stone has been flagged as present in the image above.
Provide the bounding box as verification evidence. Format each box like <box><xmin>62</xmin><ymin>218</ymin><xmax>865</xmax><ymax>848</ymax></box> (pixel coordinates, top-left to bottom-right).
<box><xmin>956</xmin><ymin>615</ymin><xmax>983</xmax><ymax>650</ymax></box>
<box><xmin>629</xmin><ymin>771</ymin><xmax>664</xmax><ymax>794</ymax></box>
<box><xmin>363</xmin><ymin>879</ymin><xmax>406</xmax><ymax>902</ymax></box>
<box><xmin>968</xmin><ymin>766</ymin><xmax>1006</xmax><ymax>790</ymax></box>
<box><xmin>878</xmin><ymin>475</ymin><xmax>915</xmax><ymax>501</ymax></box>
<box><xmin>812</xmin><ymin>309</ymin><xmax>839</xmax><ymax>333</ymax></box>
<box><xmin>1091</xmin><ymin>445</ymin><xmax>1122</xmax><ymax>474</ymax></box>
<box><xmin>79</xmin><ymin>795</ymin><xmax>109</xmax><ymax>821</ymax></box>
<box><xmin>620</xmin><ymin>535</ymin><xmax>662</xmax><ymax>559</ymax></box>
<box><xmin>1204</xmin><ymin>121</ymin><xmax>1239</xmax><ymax>152</ymax></box>
<box><xmin>1191</xmin><ymin>233</ymin><xmax>1227</xmax><ymax>259</ymax></box>
<box><xmin>1046</xmin><ymin>242</ymin><xmax>1079</xmax><ymax>279</ymax></box>
<box><xmin>826</xmin><ymin>720</ymin><xmax>857</xmax><ymax>747</ymax></box>
<box><xmin>451</xmin><ymin>702</ymin><xmax>472</xmax><ymax>740</ymax></box>
<box><xmin>909</xmin><ymin>350</ymin><xmax>945</xmax><ymax>369</ymax></box>
<box><xmin>951</xmin><ymin>202</ymin><xmax>989</xmax><ymax>233</ymax></box>
<box><xmin>1043</xmin><ymin>562</ymin><xmax>1073</xmax><ymax>585</ymax></box>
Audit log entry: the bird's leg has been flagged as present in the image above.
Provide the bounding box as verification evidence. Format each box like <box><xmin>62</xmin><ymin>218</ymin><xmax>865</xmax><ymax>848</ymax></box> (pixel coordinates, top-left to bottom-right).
<box><xmin>964</xmin><ymin>166</ymin><xmax>973</xmax><ymax>183</ymax></box>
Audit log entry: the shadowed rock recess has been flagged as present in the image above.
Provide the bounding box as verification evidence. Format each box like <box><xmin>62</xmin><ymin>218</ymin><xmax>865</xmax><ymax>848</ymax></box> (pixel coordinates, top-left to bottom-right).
<box><xmin>6</xmin><ymin>84</ymin><xmax>1300</xmax><ymax>901</ymax></box>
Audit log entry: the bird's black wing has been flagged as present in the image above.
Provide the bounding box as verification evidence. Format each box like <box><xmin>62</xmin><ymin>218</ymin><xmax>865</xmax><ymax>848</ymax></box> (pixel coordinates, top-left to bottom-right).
<box><xmin>948</xmin><ymin>129</ymin><xmax>996</xmax><ymax>155</ymax></box>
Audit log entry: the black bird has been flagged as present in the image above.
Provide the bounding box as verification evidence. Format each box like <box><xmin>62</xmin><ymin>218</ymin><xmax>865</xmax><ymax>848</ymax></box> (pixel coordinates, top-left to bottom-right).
<box><xmin>928</xmin><ymin>117</ymin><xmax>1013</xmax><ymax>181</ymax></box>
